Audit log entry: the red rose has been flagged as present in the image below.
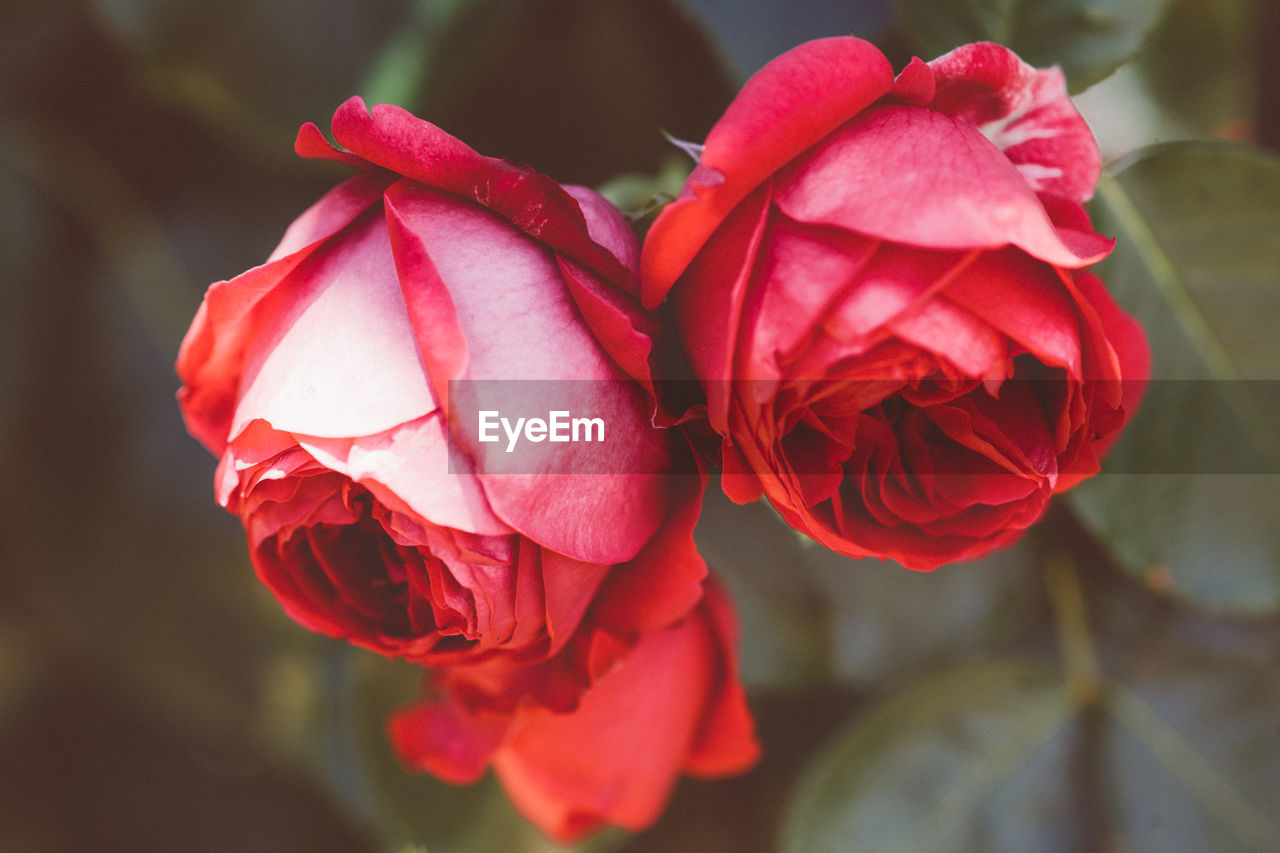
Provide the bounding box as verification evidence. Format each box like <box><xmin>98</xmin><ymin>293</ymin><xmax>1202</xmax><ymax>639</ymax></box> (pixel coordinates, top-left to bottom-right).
<box><xmin>388</xmin><ymin>577</ymin><xmax>760</xmax><ymax>844</ymax></box>
<box><xmin>642</xmin><ymin>39</ymin><xmax>1149</xmax><ymax>569</ymax></box>
<box><xmin>176</xmin><ymin>96</ymin><xmax>708</xmax><ymax>670</ymax></box>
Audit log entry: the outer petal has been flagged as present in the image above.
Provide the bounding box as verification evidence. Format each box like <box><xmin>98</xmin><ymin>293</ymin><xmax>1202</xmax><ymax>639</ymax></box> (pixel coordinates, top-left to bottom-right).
<box><xmin>682</xmin><ymin>578</ymin><xmax>762</xmax><ymax>776</ymax></box>
<box><xmin>327</xmin><ymin>97</ymin><xmax>634</xmax><ymax>293</ymax></box>
<box><xmin>386</xmin><ymin>697</ymin><xmax>511</xmax><ymax>785</ymax></box>
<box><xmin>556</xmin><ymin>256</ymin><xmax>661</xmax><ymax>395</ymax></box>
<box><xmin>1075</xmin><ymin>271</ymin><xmax>1150</xmax><ymax>394</ymax></box>
<box><xmin>294</xmin><ymin>120</ymin><xmax>370</xmax><ymax>172</ymax></box>
<box><xmin>270</xmin><ymin>174</ymin><xmax>392</xmax><ymax>262</ymax></box>
<box><xmin>1057</xmin><ymin>270</ymin><xmax>1150</xmax><ymax>483</ymax></box>
<box><xmin>383</xmin><ymin>183</ymin><xmax>671</xmax><ymax>565</ymax></box>
<box><xmin>774</xmin><ymin>105</ymin><xmax>1110</xmax><ymax>268</ymax></box>
<box><xmin>386</xmin><ymin>580</ymin><xmax>760</xmax><ymax>844</ymax></box>
<box><xmin>555</xmin><ymin>185</ymin><xmax>660</xmax><ymax>392</ymax></box>
<box><xmin>890</xmin><ymin>56</ymin><xmax>935</xmax><ymax>105</ymax></box>
<box><xmin>588</xmin><ymin>464</ymin><xmax>709</xmax><ymax>635</ymax></box>
<box><xmin>562</xmin><ymin>185</ymin><xmax>640</xmax><ymax>277</ymax></box>
<box><xmin>927</xmin><ymin>42</ymin><xmax>1101</xmax><ymax>204</ymax></box>
<box><xmin>538</xmin><ymin>549</ymin><xmax>614</xmax><ymax>657</ymax></box>
<box><xmin>491</xmin><ymin>588</ymin><xmax>758</xmax><ymax>844</ymax></box>
<box><xmin>642</xmin><ymin>37</ymin><xmax>895</xmax><ymax>307</ymax></box>
<box><xmin>176</xmin><ymin>174</ymin><xmax>386</xmax><ymax>452</ymax></box>
<box><xmin>675</xmin><ymin>182</ymin><xmax>774</xmax><ymax>433</ymax></box>
<box><xmin>228</xmin><ymin>211</ymin><xmax>436</xmax><ymax>440</ymax></box>
<box><xmin>385</xmin><ymin>184</ymin><xmax>618</xmax><ymax>386</ymax></box>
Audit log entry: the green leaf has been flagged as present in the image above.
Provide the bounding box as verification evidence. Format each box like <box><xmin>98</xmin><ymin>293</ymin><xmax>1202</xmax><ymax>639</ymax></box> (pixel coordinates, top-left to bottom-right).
<box><xmin>781</xmin><ymin>662</ymin><xmax>1077</xmax><ymax>853</ymax></box>
<box><xmin>892</xmin><ymin>0</ymin><xmax>1176</xmax><ymax>92</ymax></box>
<box><xmin>595</xmin><ymin>155</ymin><xmax>693</xmax><ymax>221</ymax></box>
<box><xmin>1105</xmin><ymin>678</ymin><xmax>1280</xmax><ymax>852</ymax></box>
<box><xmin>1071</xmin><ymin>141</ymin><xmax>1280</xmax><ymax>614</ymax></box>
<box><xmin>1132</xmin><ymin>0</ymin><xmax>1259</xmax><ymax>136</ymax></box>
<box><xmin>1100</xmin><ymin>618</ymin><xmax>1280</xmax><ymax>853</ymax></box>
<box><xmin>781</xmin><ymin>652</ymin><xmax>1280</xmax><ymax>853</ymax></box>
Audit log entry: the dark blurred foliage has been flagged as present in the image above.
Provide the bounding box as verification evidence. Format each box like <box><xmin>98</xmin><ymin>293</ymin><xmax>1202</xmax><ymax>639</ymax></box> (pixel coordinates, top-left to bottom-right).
<box><xmin>0</xmin><ymin>671</ymin><xmax>380</xmax><ymax>852</ymax></box>
<box><xmin>0</xmin><ymin>2</ymin><xmax>393</xmax><ymax>847</ymax></box>
<box><xmin>0</xmin><ymin>2</ymin><xmax>738</xmax><ymax>849</ymax></box>
<box><xmin>395</xmin><ymin>0</ymin><xmax>735</xmax><ymax>185</ymax></box>
<box><xmin>1</xmin><ymin>1</ymin><xmax>1278</xmax><ymax>852</ymax></box>
<box><xmin>1258</xmin><ymin>0</ymin><xmax>1280</xmax><ymax>151</ymax></box>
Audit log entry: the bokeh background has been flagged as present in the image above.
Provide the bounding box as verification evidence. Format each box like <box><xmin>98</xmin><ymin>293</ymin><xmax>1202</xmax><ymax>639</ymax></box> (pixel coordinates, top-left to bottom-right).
<box><xmin>2</xmin><ymin>1</ymin><xmax>1278</xmax><ymax>851</ymax></box>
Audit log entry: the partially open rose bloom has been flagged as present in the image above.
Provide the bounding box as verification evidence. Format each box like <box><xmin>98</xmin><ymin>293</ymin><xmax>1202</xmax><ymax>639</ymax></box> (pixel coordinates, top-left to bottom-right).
<box><xmin>176</xmin><ymin>97</ymin><xmax>758</xmax><ymax>837</ymax></box>
<box><xmin>389</xmin><ymin>577</ymin><xmax>759</xmax><ymax>843</ymax></box>
<box><xmin>177</xmin><ymin>96</ymin><xmax>696</xmax><ymax>666</ymax></box>
<box><xmin>642</xmin><ymin>38</ymin><xmax>1150</xmax><ymax>569</ymax></box>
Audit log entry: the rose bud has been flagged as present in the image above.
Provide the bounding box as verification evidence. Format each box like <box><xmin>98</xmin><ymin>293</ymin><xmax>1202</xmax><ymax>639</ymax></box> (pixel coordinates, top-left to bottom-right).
<box><xmin>387</xmin><ymin>577</ymin><xmax>759</xmax><ymax>844</ymax></box>
<box><xmin>177</xmin><ymin>96</ymin><xmax>711</xmax><ymax>673</ymax></box>
<box><xmin>642</xmin><ymin>38</ymin><xmax>1150</xmax><ymax>570</ymax></box>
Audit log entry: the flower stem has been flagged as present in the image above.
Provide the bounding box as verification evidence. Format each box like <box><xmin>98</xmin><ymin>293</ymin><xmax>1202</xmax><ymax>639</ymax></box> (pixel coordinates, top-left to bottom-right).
<box><xmin>1044</xmin><ymin>549</ymin><xmax>1103</xmax><ymax>708</ymax></box>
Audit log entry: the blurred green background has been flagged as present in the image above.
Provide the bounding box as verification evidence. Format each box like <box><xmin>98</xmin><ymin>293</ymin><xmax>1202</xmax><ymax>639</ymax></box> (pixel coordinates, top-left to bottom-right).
<box><xmin>2</xmin><ymin>1</ymin><xmax>1278</xmax><ymax>851</ymax></box>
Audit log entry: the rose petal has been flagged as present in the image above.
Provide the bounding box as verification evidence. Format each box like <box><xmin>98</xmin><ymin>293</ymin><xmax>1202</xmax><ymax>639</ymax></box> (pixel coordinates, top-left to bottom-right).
<box><xmin>674</xmin><ymin>182</ymin><xmax>774</xmax><ymax>434</ymax></box>
<box><xmin>741</xmin><ymin>212</ymin><xmax>880</xmax><ymax>375</ymax></box>
<box><xmin>268</xmin><ymin>173</ymin><xmax>390</xmax><ymax>262</ymax></box>
<box><xmin>1052</xmin><ymin>271</ymin><xmax>1150</xmax><ymax>489</ymax></box>
<box><xmin>490</xmin><ymin>596</ymin><xmax>738</xmax><ymax>843</ymax></box>
<box><xmin>176</xmin><ymin>175</ymin><xmax>386</xmax><ymax>453</ymax></box>
<box><xmin>642</xmin><ymin>37</ymin><xmax>895</xmax><ymax>307</ymax></box>
<box><xmin>556</xmin><ymin>256</ymin><xmax>659</xmax><ymax>393</ymax></box>
<box><xmin>1075</xmin><ymin>270</ymin><xmax>1149</xmax><ymax>393</ymax></box>
<box><xmin>387</xmin><ymin>698</ymin><xmax>511</xmax><ymax>785</ymax></box>
<box><xmin>889</xmin><ymin>296</ymin><xmax>1007</xmax><ymax>379</ymax></box>
<box><xmin>681</xmin><ymin>579</ymin><xmax>761</xmax><ymax>776</ymax></box>
<box><xmin>328</xmin><ymin>97</ymin><xmax>632</xmax><ymax>291</ymax></box>
<box><xmin>383</xmin><ymin>182</ymin><xmax>669</xmax><ymax>564</ymax></box>
<box><xmin>561</xmin><ymin>185</ymin><xmax>640</xmax><ymax>277</ymax></box>
<box><xmin>822</xmin><ymin>244</ymin><xmax>979</xmax><ymax>353</ymax></box>
<box><xmin>539</xmin><ymin>549</ymin><xmax>613</xmax><ymax>654</ymax></box>
<box><xmin>384</xmin><ymin>183</ymin><xmax>615</xmax><ymax>385</ymax></box>
<box><xmin>943</xmin><ymin>248</ymin><xmax>1085</xmax><ymax>375</ymax></box>
<box><xmin>928</xmin><ymin>42</ymin><xmax>1101</xmax><ymax>204</ymax></box>
<box><xmin>720</xmin><ymin>441</ymin><xmax>766</xmax><ymax>504</ymax></box>
<box><xmin>294</xmin><ymin>121</ymin><xmax>370</xmax><ymax>172</ymax></box>
<box><xmin>775</xmin><ymin>104</ymin><xmax>1107</xmax><ymax>268</ymax></box>
<box><xmin>891</xmin><ymin>56</ymin><xmax>935</xmax><ymax>105</ymax></box>
<box><xmin>554</xmin><ymin>186</ymin><xmax>657</xmax><ymax>388</ymax></box>
<box><xmin>229</xmin><ymin>212</ymin><xmax>436</xmax><ymax>440</ymax></box>
<box><xmin>297</xmin><ymin>412</ymin><xmax>512</xmax><ymax>537</ymax></box>
<box><xmin>588</xmin><ymin>469</ymin><xmax>708</xmax><ymax>634</ymax></box>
